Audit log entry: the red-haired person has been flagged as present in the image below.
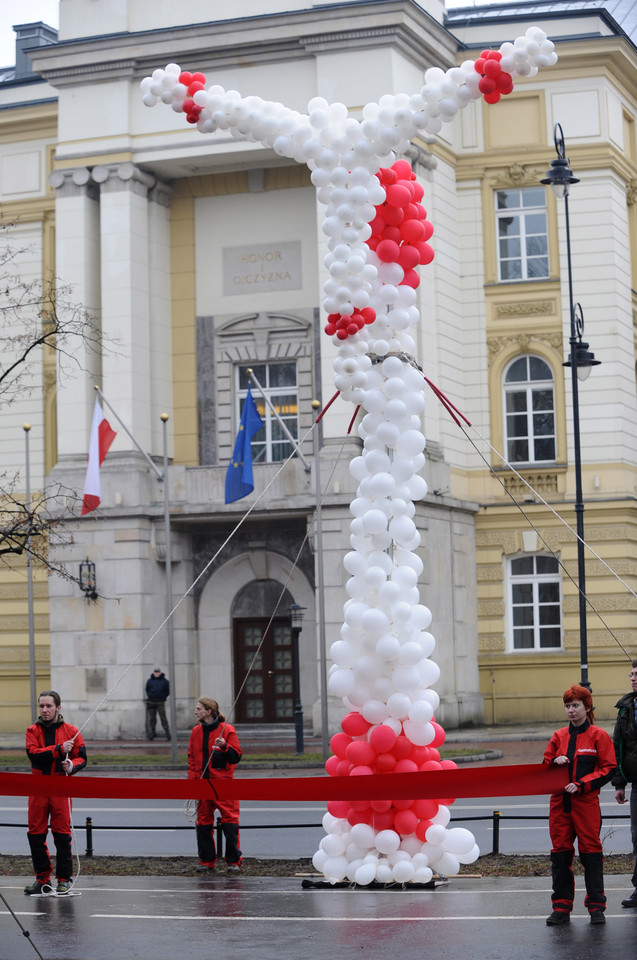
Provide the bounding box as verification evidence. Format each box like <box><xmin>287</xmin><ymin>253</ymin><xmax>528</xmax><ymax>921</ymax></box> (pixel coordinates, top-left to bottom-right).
<box><xmin>24</xmin><ymin>691</ymin><xmax>87</xmax><ymax>895</ymax></box>
<box><xmin>188</xmin><ymin>698</ymin><xmax>242</xmax><ymax>872</ymax></box>
<box><xmin>543</xmin><ymin>684</ymin><xmax>617</xmax><ymax>926</ymax></box>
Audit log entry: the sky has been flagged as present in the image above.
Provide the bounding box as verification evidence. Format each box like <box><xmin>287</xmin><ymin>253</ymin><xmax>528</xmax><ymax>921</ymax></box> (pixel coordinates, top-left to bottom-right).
<box><xmin>0</xmin><ymin>0</ymin><xmax>59</xmax><ymax>68</ymax></box>
<box><xmin>0</xmin><ymin>0</ymin><xmax>501</xmax><ymax>69</ymax></box>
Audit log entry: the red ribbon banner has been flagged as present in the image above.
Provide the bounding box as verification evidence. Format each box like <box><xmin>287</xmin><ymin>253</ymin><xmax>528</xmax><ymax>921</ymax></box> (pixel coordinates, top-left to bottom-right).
<box><xmin>0</xmin><ymin>764</ymin><xmax>567</xmax><ymax>802</ymax></box>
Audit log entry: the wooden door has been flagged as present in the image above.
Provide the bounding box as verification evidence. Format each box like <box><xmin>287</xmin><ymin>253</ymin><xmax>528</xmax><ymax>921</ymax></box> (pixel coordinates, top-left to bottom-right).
<box><xmin>233</xmin><ymin>618</ymin><xmax>295</xmax><ymax>723</ymax></box>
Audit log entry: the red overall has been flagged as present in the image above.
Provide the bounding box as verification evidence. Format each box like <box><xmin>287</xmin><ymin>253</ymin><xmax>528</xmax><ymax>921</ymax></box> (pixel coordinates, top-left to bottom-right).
<box><xmin>544</xmin><ymin>720</ymin><xmax>617</xmax><ymax>915</ymax></box>
<box><xmin>188</xmin><ymin>718</ymin><xmax>242</xmax><ymax>866</ymax></box>
<box><xmin>25</xmin><ymin>718</ymin><xmax>87</xmax><ymax>884</ymax></box>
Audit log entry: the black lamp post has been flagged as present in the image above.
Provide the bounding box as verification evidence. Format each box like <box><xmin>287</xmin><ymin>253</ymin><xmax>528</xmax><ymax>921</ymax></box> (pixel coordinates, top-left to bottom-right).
<box><xmin>541</xmin><ymin>124</ymin><xmax>600</xmax><ymax>689</ymax></box>
<box><xmin>79</xmin><ymin>559</ymin><xmax>98</xmax><ymax>601</ymax></box>
<box><xmin>289</xmin><ymin>603</ymin><xmax>306</xmax><ymax>754</ymax></box>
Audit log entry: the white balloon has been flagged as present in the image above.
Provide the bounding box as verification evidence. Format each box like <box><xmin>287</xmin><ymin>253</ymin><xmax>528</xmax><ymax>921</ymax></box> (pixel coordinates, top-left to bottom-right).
<box><xmin>375</xmin><ymin>829</ymin><xmax>401</xmax><ymax>855</ymax></box>
<box><xmin>376</xmin><ymin>859</ymin><xmax>394</xmax><ymax>883</ymax></box>
<box><xmin>322</xmin><ymin>855</ymin><xmax>350</xmax><ymax>882</ymax></box>
<box><xmin>458</xmin><ymin>844</ymin><xmax>480</xmax><ymax>865</ymax></box>
<box><xmin>361</xmin><ymin>698</ymin><xmax>388</xmax><ymax>724</ymax></box>
<box><xmin>320</xmin><ymin>834</ymin><xmax>347</xmax><ymax>857</ymax></box>
<box><xmin>425</xmin><ymin>824</ymin><xmax>447</xmax><ymax>846</ymax></box>
<box><xmin>354</xmin><ymin>861</ymin><xmax>377</xmax><ymax>886</ymax></box>
<box><xmin>386</xmin><ymin>691</ymin><xmax>411</xmax><ymax>719</ymax></box>
<box><xmin>443</xmin><ymin>828</ymin><xmax>477</xmax><ymax>856</ymax></box>
<box><xmin>328</xmin><ymin>668</ymin><xmax>355</xmax><ymax>697</ymax></box>
<box><xmin>435</xmin><ymin>852</ymin><xmax>460</xmax><ymax>876</ymax></box>
<box><xmin>329</xmin><ymin>640</ymin><xmax>357</xmax><ymax>667</ymax></box>
<box><xmin>350</xmin><ymin>822</ymin><xmax>376</xmax><ymax>848</ymax></box>
<box><xmin>313</xmin><ymin>849</ymin><xmax>328</xmax><ymax>872</ymax></box>
<box><xmin>402</xmin><ymin>719</ymin><xmax>435</xmax><ymax>745</ymax></box>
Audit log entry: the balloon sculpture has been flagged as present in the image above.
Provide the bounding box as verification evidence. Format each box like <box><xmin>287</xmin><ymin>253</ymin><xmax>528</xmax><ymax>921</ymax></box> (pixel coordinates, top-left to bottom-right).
<box><xmin>142</xmin><ymin>27</ymin><xmax>558</xmax><ymax>884</ymax></box>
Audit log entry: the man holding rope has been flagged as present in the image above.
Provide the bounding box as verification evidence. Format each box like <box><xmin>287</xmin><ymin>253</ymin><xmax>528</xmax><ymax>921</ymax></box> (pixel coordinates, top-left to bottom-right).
<box><xmin>24</xmin><ymin>691</ymin><xmax>87</xmax><ymax>896</ymax></box>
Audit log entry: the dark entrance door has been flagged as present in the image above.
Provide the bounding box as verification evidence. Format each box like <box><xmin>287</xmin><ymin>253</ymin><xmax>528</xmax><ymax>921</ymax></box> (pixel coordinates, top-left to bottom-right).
<box><xmin>233</xmin><ymin>618</ymin><xmax>295</xmax><ymax>723</ymax></box>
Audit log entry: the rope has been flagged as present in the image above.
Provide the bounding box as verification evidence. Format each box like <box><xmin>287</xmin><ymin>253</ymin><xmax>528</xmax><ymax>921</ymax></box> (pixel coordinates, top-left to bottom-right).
<box><xmin>424</xmin><ymin>375</ymin><xmax>635</xmax><ymax>660</ymax></box>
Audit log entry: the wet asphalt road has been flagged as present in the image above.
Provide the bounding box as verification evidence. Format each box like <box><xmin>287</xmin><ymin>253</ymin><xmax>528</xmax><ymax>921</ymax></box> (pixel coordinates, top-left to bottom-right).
<box><xmin>1</xmin><ymin>873</ymin><xmax>636</xmax><ymax>960</ymax></box>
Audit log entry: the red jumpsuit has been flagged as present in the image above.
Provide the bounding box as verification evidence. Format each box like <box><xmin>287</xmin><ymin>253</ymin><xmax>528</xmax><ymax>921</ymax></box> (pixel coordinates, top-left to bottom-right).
<box><xmin>25</xmin><ymin>717</ymin><xmax>87</xmax><ymax>884</ymax></box>
<box><xmin>543</xmin><ymin>720</ymin><xmax>617</xmax><ymax>916</ymax></box>
<box><xmin>188</xmin><ymin>718</ymin><xmax>242</xmax><ymax>866</ymax></box>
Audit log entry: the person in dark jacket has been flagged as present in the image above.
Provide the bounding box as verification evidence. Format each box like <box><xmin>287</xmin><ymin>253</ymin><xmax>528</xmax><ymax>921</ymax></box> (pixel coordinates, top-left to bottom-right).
<box><xmin>145</xmin><ymin>668</ymin><xmax>170</xmax><ymax>740</ymax></box>
<box><xmin>188</xmin><ymin>698</ymin><xmax>242</xmax><ymax>872</ymax></box>
<box><xmin>612</xmin><ymin>659</ymin><xmax>637</xmax><ymax>907</ymax></box>
<box><xmin>543</xmin><ymin>683</ymin><xmax>617</xmax><ymax>926</ymax></box>
<box><xmin>24</xmin><ymin>691</ymin><xmax>87</xmax><ymax>896</ymax></box>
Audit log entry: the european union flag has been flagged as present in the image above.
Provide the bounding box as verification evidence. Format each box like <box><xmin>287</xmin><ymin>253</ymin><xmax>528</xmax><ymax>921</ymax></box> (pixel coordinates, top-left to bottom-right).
<box><xmin>225</xmin><ymin>385</ymin><xmax>264</xmax><ymax>504</ymax></box>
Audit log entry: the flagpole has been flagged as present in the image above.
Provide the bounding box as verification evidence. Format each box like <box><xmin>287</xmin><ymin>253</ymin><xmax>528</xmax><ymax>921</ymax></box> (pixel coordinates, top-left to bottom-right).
<box><xmin>311</xmin><ymin>401</ymin><xmax>329</xmax><ymax>760</ymax></box>
<box><xmin>246</xmin><ymin>369</ymin><xmax>311</xmax><ymax>472</ymax></box>
<box><xmin>161</xmin><ymin>413</ymin><xmax>178</xmax><ymax>763</ymax></box>
<box><xmin>94</xmin><ymin>386</ymin><xmax>163</xmax><ymax>480</ymax></box>
<box><xmin>23</xmin><ymin>424</ymin><xmax>37</xmax><ymax>720</ymax></box>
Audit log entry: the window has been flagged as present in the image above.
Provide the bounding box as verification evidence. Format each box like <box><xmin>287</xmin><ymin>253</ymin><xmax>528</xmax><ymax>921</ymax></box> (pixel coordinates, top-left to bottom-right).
<box><xmin>509</xmin><ymin>555</ymin><xmax>562</xmax><ymax>650</ymax></box>
<box><xmin>504</xmin><ymin>356</ymin><xmax>555</xmax><ymax>464</ymax></box>
<box><xmin>237</xmin><ymin>362</ymin><xmax>298</xmax><ymax>463</ymax></box>
<box><xmin>496</xmin><ymin>187</ymin><xmax>549</xmax><ymax>281</ymax></box>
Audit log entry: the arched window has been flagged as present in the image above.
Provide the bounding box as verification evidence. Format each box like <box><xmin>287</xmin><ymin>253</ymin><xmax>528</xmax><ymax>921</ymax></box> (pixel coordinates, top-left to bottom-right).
<box><xmin>504</xmin><ymin>355</ymin><xmax>555</xmax><ymax>464</ymax></box>
<box><xmin>508</xmin><ymin>554</ymin><xmax>562</xmax><ymax>650</ymax></box>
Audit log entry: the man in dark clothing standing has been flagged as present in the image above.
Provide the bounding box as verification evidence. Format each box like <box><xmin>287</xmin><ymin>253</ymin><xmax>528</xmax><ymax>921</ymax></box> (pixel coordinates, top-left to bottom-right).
<box><xmin>145</xmin><ymin>668</ymin><xmax>171</xmax><ymax>740</ymax></box>
<box><xmin>24</xmin><ymin>691</ymin><xmax>87</xmax><ymax>895</ymax></box>
<box><xmin>612</xmin><ymin>659</ymin><xmax>637</xmax><ymax>907</ymax></box>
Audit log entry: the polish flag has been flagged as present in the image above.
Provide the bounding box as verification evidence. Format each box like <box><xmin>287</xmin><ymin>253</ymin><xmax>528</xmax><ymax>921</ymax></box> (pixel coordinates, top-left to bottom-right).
<box><xmin>81</xmin><ymin>399</ymin><xmax>117</xmax><ymax>515</ymax></box>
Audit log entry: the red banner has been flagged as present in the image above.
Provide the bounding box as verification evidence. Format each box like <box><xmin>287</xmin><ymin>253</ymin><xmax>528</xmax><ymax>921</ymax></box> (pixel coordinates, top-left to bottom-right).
<box><xmin>0</xmin><ymin>764</ymin><xmax>566</xmax><ymax>802</ymax></box>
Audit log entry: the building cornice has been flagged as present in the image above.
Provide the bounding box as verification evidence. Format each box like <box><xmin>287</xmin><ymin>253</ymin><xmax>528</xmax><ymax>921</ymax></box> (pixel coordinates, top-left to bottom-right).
<box><xmin>29</xmin><ymin>1</ymin><xmax>457</xmax><ymax>89</ymax></box>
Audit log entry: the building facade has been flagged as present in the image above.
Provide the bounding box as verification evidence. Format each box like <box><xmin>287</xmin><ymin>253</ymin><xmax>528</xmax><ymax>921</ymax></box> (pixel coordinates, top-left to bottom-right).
<box><xmin>1</xmin><ymin>0</ymin><xmax>635</xmax><ymax>736</ymax></box>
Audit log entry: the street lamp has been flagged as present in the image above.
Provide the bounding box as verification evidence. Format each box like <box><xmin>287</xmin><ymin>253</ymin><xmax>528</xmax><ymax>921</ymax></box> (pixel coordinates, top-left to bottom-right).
<box><xmin>541</xmin><ymin>123</ymin><xmax>600</xmax><ymax>689</ymax></box>
<box><xmin>289</xmin><ymin>603</ymin><xmax>306</xmax><ymax>754</ymax></box>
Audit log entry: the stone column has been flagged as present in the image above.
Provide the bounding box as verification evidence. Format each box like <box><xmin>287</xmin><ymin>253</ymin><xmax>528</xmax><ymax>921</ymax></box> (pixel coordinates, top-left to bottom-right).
<box><xmin>48</xmin><ymin>167</ymin><xmax>101</xmax><ymax>459</ymax></box>
<box><xmin>91</xmin><ymin>162</ymin><xmax>157</xmax><ymax>455</ymax></box>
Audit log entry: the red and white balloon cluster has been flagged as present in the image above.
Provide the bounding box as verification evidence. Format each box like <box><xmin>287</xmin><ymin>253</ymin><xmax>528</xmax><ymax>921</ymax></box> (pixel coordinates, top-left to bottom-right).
<box><xmin>142</xmin><ymin>24</ymin><xmax>557</xmax><ymax>885</ymax></box>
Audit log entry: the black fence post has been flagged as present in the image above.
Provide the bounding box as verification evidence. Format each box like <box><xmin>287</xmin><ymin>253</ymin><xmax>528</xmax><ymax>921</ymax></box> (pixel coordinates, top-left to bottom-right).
<box><xmin>216</xmin><ymin>818</ymin><xmax>223</xmax><ymax>861</ymax></box>
<box><xmin>85</xmin><ymin>817</ymin><xmax>93</xmax><ymax>857</ymax></box>
<box><xmin>492</xmin><ymin>810</ymin><xmax>501</xmax><ymax>855</ymax></box>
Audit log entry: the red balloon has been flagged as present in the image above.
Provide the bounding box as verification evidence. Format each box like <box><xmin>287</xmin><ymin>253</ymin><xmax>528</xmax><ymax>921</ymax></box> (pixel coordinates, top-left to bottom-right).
<box><xmin>411</xmin><ymin>181</ymin><xmax>425</xmax><ymax>202</ymax></box>
<box><xmin>369</xmin><ymin>724</ymin><xmax>397</xmax><ymax>753</ymax></box>
<box><xmin>415</xmin><ymin>819</ymin><xmax>433</xmax><ymax>841</ymax></box>
<box><xmin>336</xmin><ymin>328</ymin><xmax>348</xmax><ymax>340</ymax></box>
<box><xmin>361</xmin><ymin>307</ymin><xmax>376</xmax><ymax>325</ymax></box>
<box><xmin>410</xmin><ymin>746</ymin><xmax>433</xmax><ymax>766</ymax></box>
<box><xmin>484</xmin><ymin>59</ymin><xmax>501</xmax><ymax>79</ymax></box>
<box><xmin>327</xmin><ymin>799</ymin><xmax>350</xmax><ymax>818</ymax></box>
<box><xmin>182</xmin><ymin>98</ymin><xmax>195</xmax><ymax>113</ymax></box>
<box><xmin>370</xmin><ymin>799</ymin><xmax>392</xmax><ymax>812</ymax></box>
<box><xmin>369</xmin><ymin>213</ymin><xmax>385</xmax><ymax>236</ymax></box>
<box><xmin>393</xmin><ymin>798</ymin><xmax>414</xmax><ymax>811</ymax></box>
<box><xmin>381</xmin><ymin>225</ymin><xmax>402</xmax><ymax>245</ymax></box>
<box><xmin>379</xmin><ymin>167</ymin><xmax>398</xmax><ymax>185</ymax></box>
<box><xmin>375</xmin><ymin>752</ymin><xmax>397</xmax><ymax>773</ymax></box>
<box><xmin>400</xmin><ymin>220</ymin><xmax>425</xmax><ymax>243</ymax></box>
<box><xmin>392</xmin><ymin>159</ymin><xmax>413</xmax><ymax>180</ymax></box>
<box><xmin>187</xmin><ymin>81</ymin><xmax>205</xmax><ymax>95</ymax></box>
<box><xmin>325</xmin><ymin>755</ymin><xmax>340</xmax><ymax>776</ymax></box>
<box><xmin>394</xmin><ymin>758</ymin><xmax>419</xmax><ymax>774</ymax></box>
<box><xmin>479</xmin><ymin>76</ymin><xmax>497</xmax><ymax>95</ymax></box>
<box><xmin>474</xmin><ymin>58</ymin><xmax>485</xmax><ymax>75</ymax></box>
<box><xmin>394</xmin><ymin>809</ymin><xmax>419</xmax><ymax>835</ymax></box>
<box><xmin>350</xmin><ymin>799</ymin><xmax>371</xmax><ymax>811</ymax></box>
<box><xmin>403</xmin><ymin>269</ymin><xmax>420</xmax><ymax>289</ymax></box>
<box><xmin>346</xmin><ymin>323</ymin><xmax>359</xmax><ymax>336</ymax></box>
<box><xmin>179</xmin><ymin>71</ymin><xmax>193</xmax><ymax>85</ymax></box>
<box><xmin>415</xmin><ymin>242</ymin><xmax>435</xmax><ymax>265</ymax></box>
<box><xmin>402</xmin><ymin>202</ymin><xmax>419</xmax><ymax>221</ymax></box>
<box><xmin>398</xmin><ymin>244</ymin><xmax>420</xmax><ymax>271</ymax></box>
<box><xmin>386</xmin><ymin>183</ymin><xmax>412</xmax><ymax>208</ymax></box>
<box><xmin>392</xmin><ymin>735</ymin><xmax>413</xmax><ymax>760</ymax></box>
<box><xmin>413</xmin><ymin>798</ymin><xmax>439</xmax><ymax>820</ymax></box>
<box><xmin>335</xmin><ymin>758</ymin><xmax>351</xmax><ymax>776</ymax></box>
<box><xmin>191</xmin><ymin>71</ymin><xmax>206</xmax><ymax>84</ymax></box>
<box><xmin>420</xmin><ymin>759</ymin><xmax>442</xmax><ymax>772</ymax></box>
<box><xmin>486</xmin><ymin>50</ymin><xmax>502</xmax><ymax>61</ymax></box>
<box><xmin>346</xmin><ymin>740</ymin><xmax>376</xmax><ymax>766</ymax></box>
<box><xmin>350</xmin><ymin>764</ymin><xmax>374</xmax><ymax>776</ymax></box>
<box><xmin>484</xmin><ymin>91</ymin><xmax>501</xmax><ymax>104</ymax></box>
<box><xmin>347</xmin><ymin>808</ymin><xmax>373</xmax><ymax>826</ymax></box>
<box><xmin>324</xmin><ymin>322</ymin><xmax>336</xmax><ymax>336</ymax></box>
<box><xmin>330</xmin><ymin>732</ymin><xmax>351</xmax><ymax>759</ymax></box>
<box><xmin>373</xmin><ymin>810</ymin><xmax>395</xmax><ymax>831</ymax></box>
<box><xmin>381</xmin><ymin>205</ymin><xmax>404</xmax><ymax>226</ymax></box>
<box><xmin>421</xmin><ymin>220</ymin><xmax>434</xmax><ymax>241</ymax></box>
<box><xmin>376</xmin><ymin>239</ymin><xmax>401</xmax><ymax>263</ymax></box>
<box><xmin>186</xmin><ymin>111</ymin><xmax>201</xmax><ymax>124</ymax></box>
<box><xmin>430</xmin><ymin>722</ymin><xmax>446</xmax><ymax>748</ymax></box>
<box><xmin>440</xmin><ymin>759</ymin><xmax>458</xmax><ymax>771</ymax></box>
<box><xmin>429</xmin><ymin>748</ymin><xmax>441</xmax><ymax>762</ymax></box>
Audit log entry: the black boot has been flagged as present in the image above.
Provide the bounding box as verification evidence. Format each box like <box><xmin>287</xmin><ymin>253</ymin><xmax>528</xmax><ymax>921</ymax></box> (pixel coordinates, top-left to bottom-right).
<box><xmin>195</xmin><ymin>823</ymin><xmax>216</xmax><ymax>866</ymax></box>
<box><xmin>221</xmin><ymin>822</ymin><xmax>242</xmax><ymax>866</ymax></box>
<box><xmin>622</xmin><ymin>859</ymin><xmax>637</xmax><ymax>907</ymax></box>
<box><xmin>548</xmin><ymin>850</ymin><xmax>574</xmax><ymax>921</ymax></box>
<box><xmin>52</xmin><ymin>832</ymin><xmax>73</xmax><ymax>882</ymax></box>
<box><xmin>27</xmin><ymin>832</ymin><xmax>51</xmax><ymax>883</ymax></box>
<box><xmin>580</xmin><ymin>850</ymin><xmax>606</xmax><ymax>917</ymax></box>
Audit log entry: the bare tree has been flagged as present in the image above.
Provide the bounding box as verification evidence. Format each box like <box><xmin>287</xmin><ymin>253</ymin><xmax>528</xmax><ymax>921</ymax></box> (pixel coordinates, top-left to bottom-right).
<box><xmin>0</xmin><ymin>225</ymin><xmax>106</xmax><ymax>589</ymax></box>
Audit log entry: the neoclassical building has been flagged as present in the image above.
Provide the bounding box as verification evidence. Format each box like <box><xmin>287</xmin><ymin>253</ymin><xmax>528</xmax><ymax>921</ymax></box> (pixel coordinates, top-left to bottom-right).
<box><xmin>1</xmin><ymin>0</ymin><xmax>635</xmax><ymax>736</ymax></box>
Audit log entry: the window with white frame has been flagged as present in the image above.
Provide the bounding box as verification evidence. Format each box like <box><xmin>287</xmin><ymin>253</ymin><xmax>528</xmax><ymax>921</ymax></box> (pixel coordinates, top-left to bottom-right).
<box><xmin>237</xmin><ymin>362</ymin><xmax>298</xmax><ymax>463</ymax></box>
<box><xmin>496</xmin><ymin>187</ymin><xmax>549</xmax><ymax>281</ymax></box>
<box><xmin>504</xmin><ymin>355</ymin><xmax>555</xmax><ymax>464</ymax></box>
<box><xmin>509</xmin><ymin>555</ymin><xmax>562</xmax><ymax>650</ymax></box>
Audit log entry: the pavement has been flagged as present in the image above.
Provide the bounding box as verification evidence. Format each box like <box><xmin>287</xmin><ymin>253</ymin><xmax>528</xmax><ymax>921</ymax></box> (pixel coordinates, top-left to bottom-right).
<box><xmin>1</xmin><ymin>873</ymin><xmax>636</xmax><ymax>960</ymax></box>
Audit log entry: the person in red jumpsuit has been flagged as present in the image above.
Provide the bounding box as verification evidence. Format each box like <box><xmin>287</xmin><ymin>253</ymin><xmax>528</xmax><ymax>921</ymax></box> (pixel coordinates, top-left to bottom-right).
<box><xmin>188</xmin><ymin>697</ymin><xmax>242</xmax><ymax>872</ymax></box>
<box><xmin>24</xmin><ymin>691</ymin><xmax>87</xmax><ymax>895</ymax></box>
<box><xmin>543</xmin><ymin>683</ymin><xmax>617</xmax><ymax>926</ymax></box>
